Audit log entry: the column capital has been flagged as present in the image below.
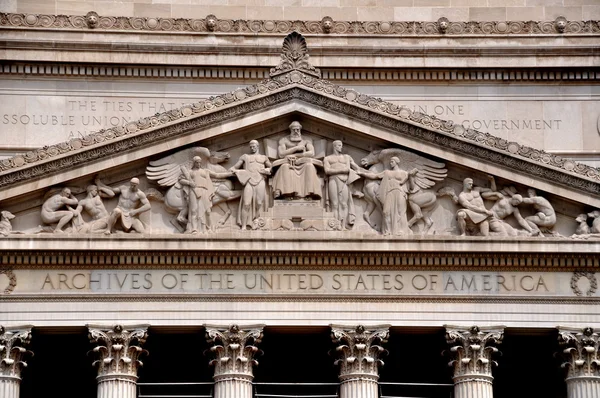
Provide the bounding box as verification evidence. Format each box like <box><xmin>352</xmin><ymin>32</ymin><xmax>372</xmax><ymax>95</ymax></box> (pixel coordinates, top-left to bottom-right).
<box><xmin>444</xmin><ymin>325</ymin><xmax>504</xmax><ymax>384</ymax></box>
<box><xmin>330</xmin><ymin>324</ymin><xmax>390</xmax><ymax>381</ymax></box>
<box><xmin>558</xmin><ymin>326</ymin><xmax>600</xmax><ymax>380</ymax></box>
<box><xmin>205</xmin><ymin>324</ymin><xmax>264</xmax><ymax>382</ymax></box>
<box><xmin>0</xmin><ymin>325</ymin><xmax>33</xmax><ymax>381</ymax></box>
<box><xmin>87</xmin><ymin>324</ymin><xmax>149</xmax><ymax>382</ymax></box>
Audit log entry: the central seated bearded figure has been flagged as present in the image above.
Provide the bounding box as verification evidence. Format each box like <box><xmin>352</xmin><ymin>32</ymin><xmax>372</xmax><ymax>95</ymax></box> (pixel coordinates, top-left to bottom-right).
<box><xmin>272</xmin><ymin>121</ymin><xmax>322</xmax><ymax>200</ymax></box>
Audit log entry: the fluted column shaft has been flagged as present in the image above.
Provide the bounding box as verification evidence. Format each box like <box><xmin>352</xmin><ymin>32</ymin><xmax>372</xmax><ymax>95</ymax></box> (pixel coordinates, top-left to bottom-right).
<box><xmin>96</xmin><ymin>374</ymin><xmax>138</xmax><ymax>398</ymax></box>
<box><xmin>331</xmin><ymin>324</ymin><xmax>390</xmax><ymax>398</ymax></box>
<box><xmin>445</xmin><ymin>325</ymin><xmax>504</xmax><ymax>398</ymax></box>
<box><xmin>0</xmin><ymin>375</ymin><xmax>22</xmax><ymax>398</ymax></box>
<box><xmin>0</xmin><ymin>325</ymin><xmax>33</xmax><ymax>398</ymax></box>
<box><xmin>567</xmin><ymin>377</ymin><xmax>600</xmax><ymax>398</ymax></box>
<box><xmin>559</xmin><ymin>327</ymin><xmax>600</xmax><ymax>398</ymax></box>
<box><xmin>213</xmin><ymin>374</ymin><xmax>253</xmax><ymax>398</ymax></box>
<box><xmin>453</xmin><ymin>374</ymin><xmax>494</xmax><ymax>398</ymax></box>
<box><xmin>88</xmin><ymin>324</ymin><xmax>149</xmax><ymax>398</ymax></box>
<box><xmin>205</xmin><ymin>324</ymin><xmax>265</xmax><ymax>398</ymax></box>
<box><xmin>339</xmin><ymin>375</ymin><xmax>379</xmax><ymax>398</ymax></box>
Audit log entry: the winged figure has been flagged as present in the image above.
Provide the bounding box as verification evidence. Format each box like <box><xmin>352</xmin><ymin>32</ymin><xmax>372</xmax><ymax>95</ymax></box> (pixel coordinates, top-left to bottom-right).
<box><xmin>360</xmin><ymin>148</ymin><xmax>447</xmax><ymax>233</ymax></box>
<box><xmin>146</xmin><ymin>147</ymin><xmax>240</xmax><ymax>230</ymax></box>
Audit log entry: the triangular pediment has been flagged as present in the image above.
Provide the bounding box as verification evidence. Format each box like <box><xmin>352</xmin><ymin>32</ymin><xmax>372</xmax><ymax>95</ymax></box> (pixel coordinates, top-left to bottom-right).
<box><xmin>0</xmin><ymin>33</ymin><xmax>599</xmax><ymax>244</ymax></box>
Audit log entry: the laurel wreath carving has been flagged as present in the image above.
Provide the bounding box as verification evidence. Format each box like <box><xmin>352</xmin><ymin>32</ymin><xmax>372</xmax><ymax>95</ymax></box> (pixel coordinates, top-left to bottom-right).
<box><xmin>0</xmin><ymin>269</ymin><xmax>17</xmax><ymax>294</ymax></box>
<box><xmin>570</xmin><ymin>272</ymin><xmax>597</xmax><ymax>297</ymax></box>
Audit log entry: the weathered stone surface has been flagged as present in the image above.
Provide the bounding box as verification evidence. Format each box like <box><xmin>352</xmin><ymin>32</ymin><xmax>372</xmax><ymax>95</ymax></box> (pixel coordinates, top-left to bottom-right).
<box><xmin>0</xmin><ymin>325</ymin><xmax>32</xmax><ymax>398</ymax></box>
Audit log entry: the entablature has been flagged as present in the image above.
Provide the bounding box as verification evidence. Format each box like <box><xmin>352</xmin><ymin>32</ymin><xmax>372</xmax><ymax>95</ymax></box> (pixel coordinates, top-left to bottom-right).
<box><xmin>1</xmin><ymin>13</ymin><xmax>599</xmax><ymax>69</ymax></box>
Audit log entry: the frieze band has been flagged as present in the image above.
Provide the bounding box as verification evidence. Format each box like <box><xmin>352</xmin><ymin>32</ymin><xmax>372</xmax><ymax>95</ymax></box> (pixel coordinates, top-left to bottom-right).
<box><xmin>1</xmin><ymin>12</ymin><xmax>598</xmax><ymax>36</ymax></box>
<box><xmin>0</xmin><ymin>251</ymin><xmax>598</xmax><ymax>270</ymax></box>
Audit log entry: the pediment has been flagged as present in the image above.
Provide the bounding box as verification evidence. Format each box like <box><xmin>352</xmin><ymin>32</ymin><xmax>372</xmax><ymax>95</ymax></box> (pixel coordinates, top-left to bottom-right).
<box><xmin>0</xmin><ymin>33</ymin><xmax>599</xmax><ymax>245</ymax></box>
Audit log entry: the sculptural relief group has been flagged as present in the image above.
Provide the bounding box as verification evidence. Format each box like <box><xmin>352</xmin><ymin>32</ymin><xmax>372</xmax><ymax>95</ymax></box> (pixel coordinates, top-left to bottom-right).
<box><xmin>3</xmin><ymin>121</ymin><xmax>598</xmax><ymax>239</ymax></box>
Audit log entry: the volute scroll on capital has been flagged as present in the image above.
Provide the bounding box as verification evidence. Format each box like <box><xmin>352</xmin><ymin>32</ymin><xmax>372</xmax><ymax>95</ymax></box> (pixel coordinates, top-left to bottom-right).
<box><xmin>204</xmin><ymin>324</ymin><xmax>265</xmax><ymax>378</ymax></box>
<box><xmin>87</xmin><ymin>324</ymin><xmax>149</xmax><ymax>378</ymax></box>
<box><xmin>444</xmin><ymin>325</ymin><xmax>505</xmax><ymax>379</ymax></box>
<box><xmin>0</xmin><ymin>325</ymin><xmax>34</xmax><ymax>379</ymax></box>
<box><xmin>330</xmin><ymin>324</ymin><xmax>390</xmax><ymax>378</ymax></box>
<box><xmin>557</xmin><ymin>326</ymin><xmax>600</xmax><ymax>379</ymax></box>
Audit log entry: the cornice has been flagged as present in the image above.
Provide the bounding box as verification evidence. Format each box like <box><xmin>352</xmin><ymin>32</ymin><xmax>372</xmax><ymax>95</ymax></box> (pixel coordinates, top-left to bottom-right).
<box><xmin>1</xmin><ymin>294</ymin><xmax>600</xmax><ymax>305</ymax></box>
<box><xmin>0</xmin><ymin>73</ymin><xmax>598</xmax><ymax>200</ymax></box>
<box><xmin>2</xmin><ymin>39</ymin><xmax>598</xmax><ymax>57</ymax></box>
<box><xmin>2</xmin><ymin>63</ymin><xmax>598</xmax><ymax>83</ymax></box>
<box><xmin>1</xmin><ymin>13</ymin><xmax>598</xmax><ymax>36</ymax></box>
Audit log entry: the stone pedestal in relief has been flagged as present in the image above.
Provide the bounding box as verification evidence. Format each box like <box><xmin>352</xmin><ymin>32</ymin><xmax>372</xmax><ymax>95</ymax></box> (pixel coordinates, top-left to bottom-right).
<box><xmin>0</xmin><ymin>326</ymin><xmax>32</xmax><ymax>398</ymax></box>
<box><xmin>445</xmin><ymin>325</ymin><xmax>504</xmax><ymax>398</ymax></box>
<box><xmin>205</xmin><ymin>324</ymin><xmax>264</xmax><ymax>398</ymax></box>
<box><xmin>88</xmin><ymin>324</ymin><xmax>149</xmax><ymax>398</ymax></box>
<box><xmin>331</xmin><ymin>324</ymin><xmax>390</xmax><ymax>398</ymax></box>
<box><xmin>558</xmin><ymin>327</ymin><xmax>600</xmax><ymax>398</ymax></box>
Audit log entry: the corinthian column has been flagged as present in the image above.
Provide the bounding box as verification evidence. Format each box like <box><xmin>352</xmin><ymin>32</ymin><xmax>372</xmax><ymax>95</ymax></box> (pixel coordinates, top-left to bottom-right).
<box><xmin>331</xmin><ymin>324</ymin><xmax>390</xmax><ymax>398</ymax></box>
<box><xmin>558</xmin><ymin>326</ymin><xmax>600</xmax><ymax>398</ymax></box>
<box><xmin>87</xmin><ymin>324</ymin><xmax>149</xmax><ymax>398</ymax></box>
<box><xmin>445</xmin><ymin>325</ymin><xmax>504</xmax><ymax>398</ymax></box>
<box><xmin>0</xmin><ymin>325</ymin><xmax>33</xmax><ymax>398</ymax></box>
<box><xmin>205</xmin><ymin>324</ymin><xmax>264</xmax><ymax>398</ymax></box>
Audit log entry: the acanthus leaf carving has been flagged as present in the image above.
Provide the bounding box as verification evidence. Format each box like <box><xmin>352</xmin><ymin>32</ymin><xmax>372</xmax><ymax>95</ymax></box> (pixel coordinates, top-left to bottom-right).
<box><xmin>3</xmin><ymin>12</ymin><xmax>599</xmax><ymax>35</ymax></box>
<box><xmin>444</xmin><ymin>325</ymin><xmax>504</xmax><ymax>381</ymax></box>
<box><xmin>87</xmin><ymin>324</ymin><xmax>149</xmax><ymax>379</ymax></box>
<box><xmin>0</xmin><ymin>326</ymin><xmax>33</xmax><ymax>379</ymax></box>
<box><xmin>330</xmin><ymin>324</ymin><xmax>390</xmax><ymax>379</ymax></box>
<box><xmin>557</xmin><ymin>326</ymin><xmax>600</xmax><ymax>379</ymax></box>
<box><xmin>205</xmin><ymin>324</ymin><xmax>264</xmax><ymax>380</ymax></box>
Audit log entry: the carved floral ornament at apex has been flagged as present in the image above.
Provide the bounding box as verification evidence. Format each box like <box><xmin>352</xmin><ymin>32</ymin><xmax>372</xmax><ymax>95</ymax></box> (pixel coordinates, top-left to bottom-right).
<box><xmin>0</xmin><ymin>32</ymin><xmax>599</xmax><ymax>238</ymax></box>
<box><xmin>1</xmin><ymin>12</ymin><xmax>598</xmax><ymax>35</ymax></box>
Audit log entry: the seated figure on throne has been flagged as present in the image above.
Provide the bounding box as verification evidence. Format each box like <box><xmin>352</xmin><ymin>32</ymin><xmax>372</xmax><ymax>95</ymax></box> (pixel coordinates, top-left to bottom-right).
<box><xmin>272</xmin><ymin>121</ymin><xmax>322</xmax><ymax>200</ymax></box>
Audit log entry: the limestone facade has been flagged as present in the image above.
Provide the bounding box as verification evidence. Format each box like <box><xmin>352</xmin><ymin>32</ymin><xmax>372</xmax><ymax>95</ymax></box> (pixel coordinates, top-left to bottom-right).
<box><xmin>0</xmin><ymin>3</ymin><xmax>599</xmax><ymax>398</ymax></box>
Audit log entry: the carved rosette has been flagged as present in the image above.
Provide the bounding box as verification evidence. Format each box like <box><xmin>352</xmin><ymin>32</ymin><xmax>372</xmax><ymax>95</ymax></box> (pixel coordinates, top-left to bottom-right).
<box><xmin>331</xmin><ymin>325</ymin><xmax>390</xmax><ymax>398</ymax></box>
<box><xmin>558</xmin><ymin>327</ymin><xmax>600</xmax><ymax>398</ymax></box>
<box><xmin>87</xmin><ymin>324</ymin><xmax>149</xmax><ymax>398</ymax></box>
<box><xmin>205</xmin><ymin>324</ymin><xmax>264</xmax><ymax>398</ymax></box>
<box><xmin>445</xmin><ymin>325</ymin><xmax>504</xmax><ymax>398</ymax></box>
<box><xmin>0</xmin><ymin>326</ymin><xmax>33</xmax><ymax>398</ymax></box>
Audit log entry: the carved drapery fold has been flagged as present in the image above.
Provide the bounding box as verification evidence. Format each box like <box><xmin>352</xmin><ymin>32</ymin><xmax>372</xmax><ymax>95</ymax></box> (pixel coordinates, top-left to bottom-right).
<box><xmin>558</xmin><ymin>326</ymin><xmax>600</xmax><ymax>398</ymax></box>
<box><xmin>205</xmin><ymin>324</ymin><xmax>264</xmax><ymax>398</ymax></box>
<box><xmin>87</xmin><ymin>324</ymin><xmax>149</xmax><ymax>398</ymax></box>
<box><xmin>331</xmin><ymin>324</ymin><xmax>390</xmax><ymax>398</ymax></box>
<box><xmin>0</xmin><ymin>325</ymin><xmax>33</xmax><ymax>398</ymax></box>
<box><xmin>445</xmin><ymin>325</ymin><xmax>504</xmax><ymax>398</ymax></box>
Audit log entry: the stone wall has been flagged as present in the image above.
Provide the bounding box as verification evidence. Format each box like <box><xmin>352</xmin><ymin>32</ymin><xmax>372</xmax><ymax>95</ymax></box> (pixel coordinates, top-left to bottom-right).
<box><xmin>2</xmin><ymin>0</ymin><xmax>600</xmax><ymax>21</ymax></box>
<box><xmin>1</xmin><ymin>79</ymin><xmax>598</xmax><ymax>166</ymax></box>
